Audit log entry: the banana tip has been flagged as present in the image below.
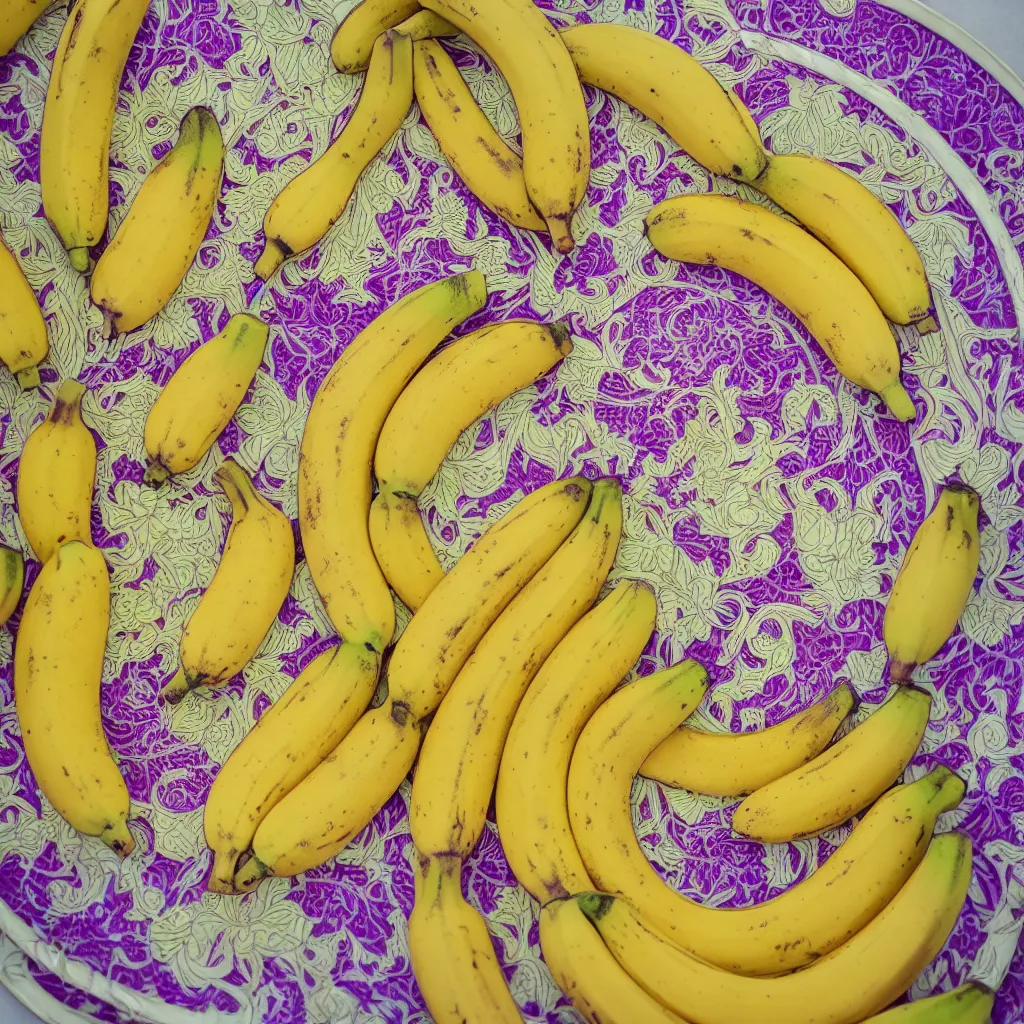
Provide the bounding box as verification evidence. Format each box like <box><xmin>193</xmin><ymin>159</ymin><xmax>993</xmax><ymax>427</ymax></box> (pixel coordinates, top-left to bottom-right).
<box><xmin>102</xmin><ymin>821</ymin><xmax>135</xmax><ymax>858</ymax></box>
<box><xmin>143</xmin><ymin>460</ymin><xmax>170</xmax><ymax>487</ymax></box>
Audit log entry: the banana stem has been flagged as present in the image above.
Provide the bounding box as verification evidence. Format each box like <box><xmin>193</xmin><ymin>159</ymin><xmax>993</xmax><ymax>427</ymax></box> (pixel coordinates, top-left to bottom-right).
<box><xmin>879</xmin><ymin>381</ymin><xmax>916</xmax><ymax>423</ymax></box>
<box><xmin>233</xmin><ymin>854</ymin><xmax>269</xmax><ymax>892</ymax></box>
<box><xmin>15</xmin><ymin>366</ymin><xmax>41</xmax><ymax>390</ymax></box>
<box><xmin>51</xmin><ymin>379</ymin><xmax>87</xmax><ymax>424</ymax></box>
<box><xmin>914</xmin><ymin>315</ymin><xmax>939</xmax><ymax>335</ymax></box>
<box><xmin>930</xmin><ymin>765</ymin><xmax>967</xmax><ymax>813</ymax></box>
<box><xmin>214</xmin><ymin>459</ymin><xmax>257</xmax><ymax>521</ymax></box>
<box><xmin>101</xmin><ymin>818</ymin><xmax>135</xmax><ymax>859</ymax></box>
<box><xmin>888</xmin><ymin>659</ymin><xmax>915</xmax><ymax>684</ymax></box>
<box><xmin>68</xmin><ymin>247</ymin><xmax>90</xmax><ymax>272</ymax></box>
<box><xmin>545</xmin><ymin>214</ymin><xmax>576</xmax><ymax>254</ymax></box>
<box><xmin>209</xmin><ymin>850</ymin><xmax>242</xmax><ymax>894</ymax></box>
<box><xmin>255</xmin><ymin>241</ymin><xmax>287</xmax><ymax>281</ymax></box>
<box><xmin>160</xmin><ymin>668</ymin><xmax>191</xmax><ymax>704</ymax></box>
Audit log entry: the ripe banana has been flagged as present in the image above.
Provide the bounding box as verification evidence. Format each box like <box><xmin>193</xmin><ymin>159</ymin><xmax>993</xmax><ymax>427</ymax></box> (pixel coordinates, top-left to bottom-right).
<box><xmin>411</xmin><ymin>478</ymin><xmax>621</xmax><ymax>859</ymax></box>
<box><xmin>14</xmin><ymin>541</ymin><xmax>133</xmax><ymax>856</ymax></box>
<box><xmin>580</xmin><ymin>831</ymin><xmax>973</xmax><ymax>1024</ymax></box>
<box><xmin>867</xmin><ymin>983</ymin><xmax>994</xmax><ymax>1022</ymax></box>
<box><xmin>256</xmin><ymin>30</ymin><xmax>414</xmax><ymax>279</ymax></box>
<box><xmin>0</xmin><ymin>545</ymin><xmax>25</xmax><ymax>627</ymax></box>
<box><xmin>370</xmin><ymin>318</ymin><xmax>572</xmax><ymax>609</ymax></box>
<box><xmin>395</xmin><ymin>9</ymin><xmax>457</xmax><ymax>40</ymax></box>
<box><xmin>409</xmin><ymin>853</ymin><xmax>522</xmax><ymax>1023</ymax></box>
<box><xmin>413</xmin><ymin>39</ymin><xmax>546</xmax><ymax>233</ymax></box>
<box><xmin>204</xmin><ymin>641</ymin><xmax>379</xmax><ymax>893</ymax></box>
<box><xmin>645</xmin><ymin>195</ymin><xmax>917</xmax><ymax>421</ymax></box>
<box><xmin>143</xmin><ymin>313</ymin><xmax>269</xmax><ymax>486</ymax></box>
<box><xmin>17</xmin><ymin>379</ymin><xmax>96</xmax><ymax>563</ymax></box>
<box><xmin>90</xmin><ymin>107</ymin><xmax>223</xmax><ymax>335</ymax></box>
<box><xmin>299</xmin><ymin>271</ymin><xmax>486</xmax><ymax>653</ymax></box>
<box><xmin>560</xmin><ymin>23</ymin><xmax>766</xmax><ymax>182</ymax></box>
<box><xmin>884</xmin><ymin>485</ymin><xmax>981</xmax><ymax>683</ymax></box>
<box><xmin>0</xmin><ymin>232</ymin><xmax>48</xmax><ymax>388</ymax></box>
<box><xmin>160</xmin><ymin>459</ymin><xmax>295</xmax><ymax>703</ymax></box>
<box><xmin>538</xmin><ymin>896</ymin><xmax>687</xmax><ymax>1024</ymax></box>
<box><xmin>733</xmin><ymin>685</ymin><xmax>931</xmax><ymax>842</ymax></box>
<box><xmin>421</xmin><ymin>0</ymin><xmax>590</xmax><ymax>252</ymax></box>
<box><xmin>40</xmin><ymin>0</ymin><xmax>151</xmax><ymax>271</ymax></box>
<box><xmin>1</xmin><ymin>0</ymin><xmax>50</xmax><ymax>55</ymax></box>
<box><xmin>330</xmin><ymin>0</ymin><xmax>419</xmax><ymax>73</ymax></box>
<box><xmin>495</xmin><ymin>579</ymin><xmax>657</xmax><ymax>902</ymax></box>
<box><xmin>641</xmin><ymin>683</ymin><xmax>855</xmax><ymax>797</ymax></box>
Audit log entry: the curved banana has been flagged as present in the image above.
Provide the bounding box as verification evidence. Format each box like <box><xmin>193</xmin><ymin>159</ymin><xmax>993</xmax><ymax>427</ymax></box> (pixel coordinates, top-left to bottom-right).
<box><xmin>411</xmin><ymin>478</ymin><xmax>621</xmax><ymax>859</ymax></box>
<box><xmin>330</xmin><ymin>0</ymin><xmax>419</xmax><ymax>73</ymax></box>
<box><xmin>143</xmin><ymin>313</ymin><xmax>269</xmax><ymax>486</ymax></box>
<box><xmin>299</xmin><ymin>271</ymin><xmax>486</xmax><ymax>653</ymax></box>
<box><xmin>867</xmin><ymin>983</ymin><xmax>994</xmax><ymax>1023</ymax></box>
<box><xmin>421</xmin><ymin>0</ymin><xmax>589</xmax><ymax>252</ymax></box>
<box><xmin>256</xmin><ymin>30</ymin><xmax>414</xmax><ymax>279</ymax></box>
<box><xmin>495</xmin><ymin>579</ymin><xmax>657</xmax><ymax>902</ymax></box>
<box><xmin>538</xmin><ymin>896</ymin><xmax>687</xmax><ymax>1024</ymax></box>
<box><xmin>204</xmin><ymin>641</ymin><xmax>379</xmax><ymax>893</ymax></box>
<box><xmin>40</xmin><ymin>0</ymin><xmax>151</xmax><ymax>271</ymax></box>
<box><xmin>91</xmin><ymin>107</ymin><xmax>223</xmax><ymax>335</ymax></box>
<box><xmin>161</xmin><ymin>459</ymin><xmax>295</xmax><ymax>704</ymax></box>
<box><xmin>645</xmin><ymin>195</ymin><xmax>917</xmax><ymax>421</ymax></box>
<box><xmin>14</xmin><ymin>541</ymin><xmax>133</xmax><ymax>856</ymax></box>
<box><xmin>0</xmin><ymin>233</ymin><xmax>48</xmax><ymax>388</ymax></box>
<box><xmin>413</xmin><ymin>40</ymin><xmax>546</xmax><ymax>233</ymax></box>
<box><xmin>641</xmin><ymin>683</ymin><xmax>855</xmax><ymax>797</ymax></box>
<box><xmin>884</xmin><ymin>485</ymin><xmax>981</xmax><ymax>683</ymax></box>
<box><xmin>560</xmin><ymin>23</ymin><xmax>766</xmax><ymax>182</ymax></box>
<box><xmin>1</xmin><ymin>0</ymin><xmax>51</xmax><ymax>55</ymax></box>
<box><xmin>580</xmin><ymin>832</ymin><xmax>973</xmax><ymax>1024</ymax></box>
<box><xmin>371</xmin><ymin>318</ymin><xmax>572</xmax><ymax>609</ymax></box>
<box><xmin>17</xmin><ymin>379</ymin><xmax>96</xmax><ymax>563</ymax></box>
<box><xmin>0</xmin><ymin>545</ymin><xmax>25</xmax><ymax>627</ymax></box>
<box><xmin>395</xmin><ymin>9</ymin><xmax>457</xmax><ymax>40</ymax></box>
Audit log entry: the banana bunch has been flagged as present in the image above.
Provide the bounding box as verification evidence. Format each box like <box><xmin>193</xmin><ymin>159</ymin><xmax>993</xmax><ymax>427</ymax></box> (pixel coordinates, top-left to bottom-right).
<box><xmin>143</xmin><ymin>313</ymin><xmax>269</xmax><ymax>486</ymax></box>
<box><xmin>18</xmin><ymin>379</ymin><xmax>96</xmax><ymax>563</ymax></box>
<box><xmin>371</xmin><ymin>318</ymin><xmax>572</xmax><ymax>609</ymax></box>
<box><xmin>867</xmin><ymin>983</ymin><xmax>994</xmax><ymax>1022</ymax></box>
<box><xmin>1</xmin><ymin>0</ymin><xmax>50</xmax><ymax>55</ymax></box>
<box><xmin>256</xmin><ymin>30</ymin><xmax>414</xmax><ymax>280</ymax></box>
<box><xmin>330</xmin><ymin>0</ymin><xmax>420</xmax><ymax>72</ymax></box>
<box><xmin>40</xmin><ymin>0</ymin><xmax>151</xmax><ymax>271</ymax></box>
<box><xmin>645</xmin><ymin>195</ymin><xmax>917</xmax><ymax>421</ymax></box>
<box><xmin>884</xmin><ymin>485</ymin><xmax>981</xmax><ymax>682</ymax></box>
<box><xmin>299</xmin><ymin>271</ymin><xmax>486</xmax><ymax>653</ymax></box>
<box><xmin>161</xmin><ymin>459</ymin><xmax>294</xmax><ymax>704</ymax></box>
<box><xmin>15</xmin><ymin>541</ymin><xmax>134</xmax><ymax>856</ymax></box>
<box><xmin>0</xmin><ymin>232</ymin><xmax>48</xmax><ymax>388</ymax></box>
<box><xmin>0</xmin><ymin>545</ymin><xmax>25</xmax><ymax>627</ymax></box>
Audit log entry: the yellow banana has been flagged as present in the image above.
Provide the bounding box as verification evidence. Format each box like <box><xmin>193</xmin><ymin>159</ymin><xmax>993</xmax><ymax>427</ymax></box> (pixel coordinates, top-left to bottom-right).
<box><xmin>495</xmin><ymin>579</ymin><xmax>657</xmax><ymax>902</ymax></box>
<box><xmin>884</xmin><ymin>485</ymin><xmax>981</xmax><ymax>683</ymax></box>
<box><xmin>161</xmin><ymin>459</ymin><xmax>294</xmax><ymax>704</ymax></box>
<box><xmin>0</xmin><ymin>233</ymin><xmax>48</xmax><ymax>388</ymax></box>
<box><xmin>14</xmin><ymin>541</ymin><xmax>133</xmax><ymax>856</ymax></box>
<box><xmin>412</xmin><ymin>39</ymin><xmax>546</xmax><ymax>233</ymax></box>
<box><xmin>143</xmin><ymin>313</ymin><xmax>269</xmax><ymax>486</ymax></box>
<box><xmin>330</xmin><ymin>0</ymin><xmax>419</xmax><ymax>73</ymax></box>
<box><xmin>0</xmin><ymin>545</ymin><xmax>25</xmax><ymax>627</ymax></box>
<box><xmin>40</xmin><ymin>0</ymin><xmax>151</xmax><ymax>271</ymax></box>
<box><xmin>411</xmin><ymin>478</ymin><xmax>621</xmax><ymax>859</ymax></box>
<box><xmin>395</xmin><ymin>8</ymin><xmax>457</xmax><ymax>40</ymax></box>
<box><xmin>641</xmin><ymin>683</ymin><xmax>855</xmax><ymax>797</ymax></box>
<box><xmin>256</xmin><ymin>30</ymin><xmax>414</xmax><ymax>279</ymax></box>
<box><xmin>538</xmin><ymin>896</ymin><xmax>687</xmax><ymax>1024</ymax></box>
<box><xmin>645</xmin><ymin>195</ymin><xmax>917</xmax><ymax>421</ymax></box>
<box><xmin>204</xmin><ymin>641</ymin><xmax>379</xmax><ymax>893</ymax></box>
<box><xmin>299</xmin><ymin>271</ymin><xmax>486</xmax><ymax>653</ymax></box>
<box><xmin>580</xmin><ymin>832</ymin><xmax>973</xmax><ymax>1024</ymax></box>
<box><xmin>1</xmin><ymin>0</ymin><xmax>51</xmax><ymax>55</ymax></box>
<box><xmin>421</xmin><ymin>0</ymin><xmax>589</xmax><ymax>252</ymax></box>
<box><xmin>867</xmin><ymin>983</ymin><xmax>995</xmax><ymax>1023</ymax></box>
<box><xmin>370</xmin><ymin>318</ymin><xmax>572</xmax><ymax>609</ymax></box>
<box><xmin>90</xmin><ymin>107</ymin><xmax>224</xmax><ymax>335</ymax></box>
<box><xmin>560</xmin><ymin>23</ymin><xmax>766</xmax><ymax>182</ymax></box>
<box><xmin>17</xmin><ymin>379</ymin><xmax>96</xmax><ymax>563</ymax></box>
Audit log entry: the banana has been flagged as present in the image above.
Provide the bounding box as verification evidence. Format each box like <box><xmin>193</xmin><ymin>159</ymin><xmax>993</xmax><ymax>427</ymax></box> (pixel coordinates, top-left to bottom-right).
<box><xmin>160</xmin><ymin>459</ymin><xmax>295</xmax><ymax>704</ymax></box>
<box><xmin>395</xmin><ymin>9</ymin><xmax>457</xmax><ymax>40</ymax></box>
<box><xmin>645</xmin><ymin>195</ymin><xmax>917</xmax><ymax>421</ymax></box>
<box><xmin>579</xmin><ymin>832</ymin><xmax>973</xmax><ymax>1024</ymax></box>
<box><xmin>370</xmin><ymin>318</ymin><xmax>572</xmax><ymax>609</ymax></box>
<box><xmin>143</xmin><ymin>313</ymin><xmax>269</xmax><ymax>486</ymax></box>
<box><xmin>299</xmin><ymin>271</ymin><xmax>486</xmax><ymax>653</ymax></box>
<box><xmin>330</xmin><ymin>0</ymin><xmax>420</xmax><ymax>73</ymax></box>
<box><xmin>0</xmin><ymin>545</ymin><xmax>25</xmax><ymax>627</ymax></box>
<box><xmin>90</xmin><ymin>107</ymin><xmax>224</xmax><ymax>335</ymax></box>
<box><xmin>204</xmin><ymin>641</ymin><xmax>379</xmax><ymax>893</ymax></box>
<box><xmin>421</xmin><ymin>0</ymin><xmax>590</xmax><ymax>252</ymax></box>
<box><xmin>413</xmin><ymin>40</ymin><xmax>546</xmax><ymax>233</ymax></box>
<box><xmin>411</xmin><ymin>478</ymin><xmax>621</xmax><ymax>859</ymax></box>
<box><xmin>17</xmin><ymin>379</ymin><xmax>96</xmax><ymax>563</ymax></box>
<box><xmin>560</xmin><ymin>23</ymin><xmax>766</xmax><ymax>182</ymax></box>
<box><xmin>0</xmin><ymin>232</ymin><xmax>49</xmax><ymax>388</ymax></box>
<box><xmin>40</xmin><ymin>0</ymin><xmax>151</xmax><ymax>271</ymax></box>
<box><xmin>867</xmin><ymin>983</ymin><xmax>995</xmax><ymax>1022</ymax></box>
<box><xmin>495</xmin><ymin>579</ymin><xmax>657</xmax><ymax>903</ymax></box>
<box><xmin>538</xmin><ymin>896</ymin><xmax>687</xmax><ymax>1024</ymax></box>
<box><xmin>1</xmin><ymin>0</ymin><xmax>51</xmax><ymax>55</ymax></box>
<box><xmin>409</xmin><ymin>853</ymin><xmax>523</xmax><ymax>1023</ymax></box>
<box><xmin>14</xmin><ymin>541</ymin><xmax>133</xmax><ymax>856</ymax></box>
<box><xmin>256</xmin><ymin>30</ymin><xmax>414</xmax><ymax>279</ymax></box>
<box><xmin>884</xmin><ymin>485</ymin><xmax>981</xmax><ymax>683</ymax></box>
<box><xmin>733</xmin><ymin>685</ymin><xmax>931</xmax><ymax>841</ymax></box>
<box><xmin>641</xmin><ymin>683</ymin><xmax>855</xmax><ymax>797</ymax></box>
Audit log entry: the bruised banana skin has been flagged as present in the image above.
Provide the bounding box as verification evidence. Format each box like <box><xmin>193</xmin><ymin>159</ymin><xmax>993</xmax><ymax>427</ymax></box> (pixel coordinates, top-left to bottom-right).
<box><xmin>0</xmin><ymin>232</ymin><xmax>49</xmax><ymax>387</ymax></box>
